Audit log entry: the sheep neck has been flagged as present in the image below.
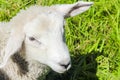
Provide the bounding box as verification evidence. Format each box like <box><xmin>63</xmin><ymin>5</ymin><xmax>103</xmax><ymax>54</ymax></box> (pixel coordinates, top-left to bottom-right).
<box><xmin>11</xmin><ymin>52</ymin><xmax>29</xmax><ymax>75</ymax></box>
<box><xmin>0</xmin><ymin>50</ymin><xmax>49</xmax><ymax>80</ymax></box>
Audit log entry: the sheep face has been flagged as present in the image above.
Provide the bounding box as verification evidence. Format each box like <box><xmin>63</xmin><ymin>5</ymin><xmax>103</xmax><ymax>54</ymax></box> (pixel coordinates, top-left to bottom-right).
<box><xmin>0</xmin><ymin>1</ymin><xmax>93</xmax><ymax>73</ymax></box>
<box><xmin>24</xmin><ymin>12</ymin><xmax>71</xmax><ymax>73</ymax></box>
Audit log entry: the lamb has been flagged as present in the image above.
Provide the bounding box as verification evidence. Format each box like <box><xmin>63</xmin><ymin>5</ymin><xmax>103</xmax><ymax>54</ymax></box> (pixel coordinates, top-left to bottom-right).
<box><xmin>0</xmin><ymin>1</ymin><xmax>93</xmax><ymax>80</ymax></box>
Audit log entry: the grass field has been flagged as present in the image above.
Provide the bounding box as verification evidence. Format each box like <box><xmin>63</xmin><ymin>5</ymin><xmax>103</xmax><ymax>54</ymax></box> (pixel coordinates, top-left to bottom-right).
<box><xmin>0</xmin><ymin>0</ymin><xmax>120</xmax><ymax>80</ymax></box>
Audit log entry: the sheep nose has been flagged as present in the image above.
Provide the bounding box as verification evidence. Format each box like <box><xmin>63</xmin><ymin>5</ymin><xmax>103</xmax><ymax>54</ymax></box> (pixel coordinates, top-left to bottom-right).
<box><xmin>60</xmin><ymin>62</ymin><xmax>71</xmax><ymax>69</ymax></box>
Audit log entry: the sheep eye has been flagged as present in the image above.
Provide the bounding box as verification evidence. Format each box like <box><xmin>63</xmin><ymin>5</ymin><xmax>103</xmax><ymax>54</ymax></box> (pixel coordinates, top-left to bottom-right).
<box><xmin>29</xmin><ymin>37</ymin><xmax>35</xmax><ymax>41</ymax></box>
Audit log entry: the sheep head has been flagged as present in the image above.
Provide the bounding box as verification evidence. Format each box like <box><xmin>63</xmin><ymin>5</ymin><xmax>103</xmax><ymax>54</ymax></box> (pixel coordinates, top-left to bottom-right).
<box><xmin>0</xmin><ymin>1</ymin><xmax>93</xmax><ymax>73</ymax></box>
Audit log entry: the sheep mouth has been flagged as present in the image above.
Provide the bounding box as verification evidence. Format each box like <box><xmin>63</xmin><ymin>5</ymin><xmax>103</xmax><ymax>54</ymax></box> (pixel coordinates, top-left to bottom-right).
<box><xmin>48</xmin><ymin>62</ymin><xmax>71</xmax><ymax>73</ymax></box>
<box><xmin>59</xmin><ymin>62</ymin><xmax>71</xmax><ymax>70</ymax></box>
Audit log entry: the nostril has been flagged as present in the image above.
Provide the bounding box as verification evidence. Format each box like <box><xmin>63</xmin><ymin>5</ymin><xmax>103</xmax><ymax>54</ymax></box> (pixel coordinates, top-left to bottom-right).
<box><xmin>60</xmin><ymin>62</ymin><xmax>70</xmax><ymax>69</ymax></box>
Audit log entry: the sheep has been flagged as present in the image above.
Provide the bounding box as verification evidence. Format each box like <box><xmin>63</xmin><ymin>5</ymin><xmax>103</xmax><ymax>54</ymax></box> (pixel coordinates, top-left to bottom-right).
<box><xmin>0</xmin><ymin>1</ymin><xmax>93</xmax><ymax>80</ymax></box>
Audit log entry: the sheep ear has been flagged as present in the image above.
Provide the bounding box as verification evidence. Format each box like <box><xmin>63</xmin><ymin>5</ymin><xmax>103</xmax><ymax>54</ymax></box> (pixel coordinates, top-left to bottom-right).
<box><xmin>0</xmin><ymin>28</ymin><xmax>25</xmax><ymax>68</ymax></box>
<box><xmin>52</xmin><ymin>1</ymin><xmax>93</xmax><ymax>18</ymax></box>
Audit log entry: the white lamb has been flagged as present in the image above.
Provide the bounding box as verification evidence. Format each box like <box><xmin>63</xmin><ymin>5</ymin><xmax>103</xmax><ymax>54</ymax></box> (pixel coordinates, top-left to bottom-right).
<box><xmin>0</xmin><ymin>1</ymin><xmax>93</xmax><ymax>80</ymax></box>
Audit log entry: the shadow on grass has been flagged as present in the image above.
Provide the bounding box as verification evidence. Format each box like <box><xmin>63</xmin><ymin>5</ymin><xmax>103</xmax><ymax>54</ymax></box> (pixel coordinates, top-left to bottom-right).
<box><xmin>45</xmin><ymin>51</ymin><xmax>101</xmax><ymax>80</ymax></box>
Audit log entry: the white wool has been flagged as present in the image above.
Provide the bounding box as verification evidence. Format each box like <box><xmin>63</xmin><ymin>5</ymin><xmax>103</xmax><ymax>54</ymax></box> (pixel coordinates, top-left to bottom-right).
<box><xmin>2</xmin><ymin>58</ymin><xmax>49</xmax><ymax>80</ymax></box>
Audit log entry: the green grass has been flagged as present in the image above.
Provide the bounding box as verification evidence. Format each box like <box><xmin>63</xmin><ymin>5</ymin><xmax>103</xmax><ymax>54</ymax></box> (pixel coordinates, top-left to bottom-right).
<box><xmin>0</xmin><ymin>0</ymin><xmax>120</xmax><ymax>80</ymax></box>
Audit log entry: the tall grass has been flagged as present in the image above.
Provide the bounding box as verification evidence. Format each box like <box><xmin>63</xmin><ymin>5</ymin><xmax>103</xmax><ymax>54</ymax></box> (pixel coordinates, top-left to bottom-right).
<box><xmin>0</xmin><ymin>0</ymin><xmax>120</xmax><ymax>80</ymax></box>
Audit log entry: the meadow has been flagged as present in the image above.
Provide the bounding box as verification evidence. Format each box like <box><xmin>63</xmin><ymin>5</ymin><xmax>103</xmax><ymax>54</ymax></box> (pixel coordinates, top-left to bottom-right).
<box><xmin>0</xmin><ymin>0</ymin><xmax>120</xmax><ymax>80</ymax></box>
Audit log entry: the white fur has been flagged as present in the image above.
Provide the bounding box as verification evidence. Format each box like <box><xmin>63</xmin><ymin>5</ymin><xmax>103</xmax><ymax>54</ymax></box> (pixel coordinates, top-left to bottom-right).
<box><xmin>0</xmin><ymin>1</ymin><xmax>93</xmax><ymax>80</ymax></box>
